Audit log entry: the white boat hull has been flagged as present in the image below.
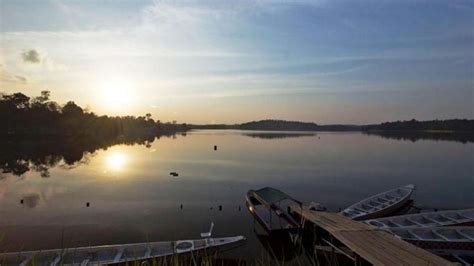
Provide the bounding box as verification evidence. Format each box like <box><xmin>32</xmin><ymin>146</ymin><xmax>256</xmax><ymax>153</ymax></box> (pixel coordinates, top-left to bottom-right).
<box><xmin>340</xmin><ymin>184</ymin><xmax>415</xmax><ymax>220</ymax></box>
<box><xmin>365</xmin><ymin>208</ymin><xmax>474</xmax><ymax>229</ymax></box>
<box><xmin>0</xmin><ymin>236</ymin><xmax>246</xmax><ymax>265</ymax></box>
<box><xmin>388</xmin><ymin>227</ymin><xmax>474</xmax><ymax>251</ymax></box>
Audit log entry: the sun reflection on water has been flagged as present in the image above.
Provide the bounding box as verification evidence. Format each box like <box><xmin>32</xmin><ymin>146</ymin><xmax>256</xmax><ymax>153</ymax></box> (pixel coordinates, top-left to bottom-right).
<box><xmin>105</xmin><ymin>152</ymin><xmax>127</xmax><ymax>172</ymax></box>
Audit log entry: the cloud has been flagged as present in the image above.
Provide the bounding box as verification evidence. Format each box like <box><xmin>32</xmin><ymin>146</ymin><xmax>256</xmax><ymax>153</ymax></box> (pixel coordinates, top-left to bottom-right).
<box><xmin>0</xmin><ymin>65</ymin><xmax>27</xmax><ymax>84</ymax></box>
<box><xmin>22</xmin><ymin>49</ymin><xmax>41</xmax><ymax>63</ymax></box>
<box><xmin>15</xmin><ymin>75</ymin><xmax>27</xmax><ymax>83</ymax></box>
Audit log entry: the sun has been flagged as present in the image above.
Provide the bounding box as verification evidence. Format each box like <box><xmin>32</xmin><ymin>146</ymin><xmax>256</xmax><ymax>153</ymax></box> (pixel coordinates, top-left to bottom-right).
<box><xmin>98</xmin><ymin>78</ymin><xmax>136</xmax><ymax>109</ymax></box>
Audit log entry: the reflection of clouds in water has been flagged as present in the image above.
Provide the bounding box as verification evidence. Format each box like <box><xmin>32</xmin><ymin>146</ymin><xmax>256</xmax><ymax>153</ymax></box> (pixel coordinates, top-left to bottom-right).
<box><xmin>21</xmin><ymin>186</ymin><xmax>68</xmax><ymax>208</ymax></box>
<box><xmin>42</xmin><ymin>186</ymin><xmax>67</xmax><ymax>200</ymax></box>
<box><xmin>23</xmin><ymin>193</ymin><xmax>41</xmax><ymax>208</ymax></box>
<box><xmin>0</xmin><ymin>165</ymin><xmax>68</xmax><ymax>204</ymax></box>
<box><xmin>0</xmin><ymin>182</ymin><xmax>69</xmax><ymax>207</ymax></box>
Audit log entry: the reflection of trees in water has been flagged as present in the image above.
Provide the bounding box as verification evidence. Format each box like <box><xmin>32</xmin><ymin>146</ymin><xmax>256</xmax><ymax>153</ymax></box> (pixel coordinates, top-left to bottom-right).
<box><xmin>364</xmin><ymin>131</ymin><xmax>474</xmax><ymax>144</ymax></box>
<box><xmin>0</xmin><ymin>133</ymin><xmax>182</xmax><ymax>177</ymax></box>
<box><xmin>243</xmin><ymin>133</ymin><xmax>316</xmax><ymax>139</ymax></box>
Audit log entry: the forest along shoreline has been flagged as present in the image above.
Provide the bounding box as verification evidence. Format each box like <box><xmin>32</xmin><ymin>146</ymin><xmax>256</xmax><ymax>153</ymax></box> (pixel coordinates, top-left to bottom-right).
<box><xmin>189</xmin><ymin>119</ymin><xmax>474</xmax><ymax>143</ymax></box>
<box><xmin>0</xmin><ymin>91</ymin><xmax>189</xmax><ymax>177</ymax></box>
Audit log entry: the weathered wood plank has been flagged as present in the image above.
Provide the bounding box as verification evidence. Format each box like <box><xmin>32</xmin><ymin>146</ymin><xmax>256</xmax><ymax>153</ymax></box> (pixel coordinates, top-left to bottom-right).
<box><xmin>290</xmin><ymin>205</ymin><xmax>454</xmax><ymax>265</ymax></box>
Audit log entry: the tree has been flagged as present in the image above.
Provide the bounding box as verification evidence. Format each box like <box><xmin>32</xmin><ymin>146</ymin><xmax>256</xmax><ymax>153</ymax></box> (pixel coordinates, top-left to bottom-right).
<box><xmin>33</xmin><ymin>90</ymin><xmax>51</xmax><ymax>104</ymax></box>
<box><xmin>62</xmin><ymin>101</ymin><xmax>83</xmax><ymax>116</ymax></box>
<box><xmin>4</xmin><ymin>93</ymin><xmax>30</xmax><ymax>109</ymax></box>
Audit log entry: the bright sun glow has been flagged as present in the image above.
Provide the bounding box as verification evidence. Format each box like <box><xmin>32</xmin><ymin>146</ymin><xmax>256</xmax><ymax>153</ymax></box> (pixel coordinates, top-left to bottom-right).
<box><xmin>105</xmin><ymin>152</ymin><xmax>127</xmax><ymax>172</ymax></box>
<box><xmin>98</xmin><ymin>77</ymin><xmax>136</xmax><ymax>109</ymax></box>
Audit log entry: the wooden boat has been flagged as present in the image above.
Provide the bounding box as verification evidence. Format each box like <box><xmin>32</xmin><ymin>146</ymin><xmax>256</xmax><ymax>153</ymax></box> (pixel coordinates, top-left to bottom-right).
<box><xmin>365</xmin><ymin>208</ymin><xmax>474</xmax><ymax>228</ymax></box>
<box><xmin>246</xmin><ymin>187</ymin><xmax>303</xmax><ymax>233</ymax></box>
<box><xmin>387</xmin><ymin>226</ymin><xmax>474</xmax><ymax>251</ymax></box>
<box><xmin>432</xmin><ymin>249</ymin><xmax>474</xmax><ymax>265</ymax></box>
<box><xmin>340</xmin><ymin>184</ymin><xmax>415</xmax><ymax>220</ymax></box>
<box><xmin>0</xmin><ymin>236</ymin><xmax>245</xmax><ymax>265</ymax></box>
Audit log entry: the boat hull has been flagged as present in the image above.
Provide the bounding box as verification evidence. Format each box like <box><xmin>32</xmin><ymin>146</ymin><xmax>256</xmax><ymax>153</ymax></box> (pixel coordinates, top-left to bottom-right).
<box><xmin>365</xmin><ymin>208</ymin><xmax>474</xmax><ymax>229</ymax></box>
<box><xmin>356</xmin><ymin>196</ymin><xmax>411</xmax><ymax>220</ymax></box>
<box><xmin>340</xmin><ymin>184</ymin><xmax>415</xmax><ymax>221</ymax></box>
<box><xmin>388</xmin><ymin>227</ymin><xmax>474</xmax><ymax>253</ymax></box>
<box><xmin>402</xmin><ymin>239</ymin><xmax>474</xmax><ymax>251</ymax></box>
<box><xmin>0</xmin><ymin>236</ymin><xmax>246</xmax><ymax>266</ymax></box>
<box><xmin>246</xmin><ymin>191</ymin><xmax>300</xmax><ymax>233</ymax></box>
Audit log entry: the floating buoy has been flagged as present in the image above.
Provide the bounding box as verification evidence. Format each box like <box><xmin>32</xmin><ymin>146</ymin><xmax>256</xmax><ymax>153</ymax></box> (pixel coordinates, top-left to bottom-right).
<box><xmin>214</xmin><ymin>145</ymin><xmax>218</xmax><ymax>151</ymax></box>
<box><xmin>20</xmin><ymin>199</ymin><xmax>24</xmax><ymax>204</ymax></box>
<box><xmin>170</xmin><ymin>172</ymin><xmax>179</xmax><ymax>177</ymax></box>
<box><xmin>180</xmin><ymin>204</ymin><xmax>183</xmax><ymax>210</ymax></box>
<box><xmin>219</xmin><ymin>205</ymin><xmax>222</xmax><ymax>211</ymax></box>
<box><xmin>86</xmin><ymin>202</ymin><xmax>90</xmax><ymax>207</ymax></box>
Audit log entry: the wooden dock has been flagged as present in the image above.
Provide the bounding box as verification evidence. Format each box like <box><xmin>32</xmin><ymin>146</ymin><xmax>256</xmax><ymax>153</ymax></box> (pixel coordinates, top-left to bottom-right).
<box><xmin>289</xmin><ymin>205</ymin><xmax>454</xmax><ymax>265</ymax></box>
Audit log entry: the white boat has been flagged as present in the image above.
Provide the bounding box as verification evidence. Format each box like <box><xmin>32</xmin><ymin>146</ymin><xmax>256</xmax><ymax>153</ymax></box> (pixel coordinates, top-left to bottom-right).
<box><xmin>340</xmin><ymin>184</ymin><xmax>415</xmax><ymax>220</ymax></box>
<box><xmin>365</xmin><ymin>208</ymin><xmax>474</xmax><ymax>228</ymax></box>
<box><xmin>0</xmin><ymin>226</ymin><xmax>245</xmax><ymax>266</ymax></box>
<box><xmin>387</xmin><ymin>226</ymin><xmax>474</xmax><ymax>251</ymax></box>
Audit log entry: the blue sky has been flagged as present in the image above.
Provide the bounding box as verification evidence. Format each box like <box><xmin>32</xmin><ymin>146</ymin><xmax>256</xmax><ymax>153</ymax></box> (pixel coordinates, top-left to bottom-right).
<box><xmin>0</xmin><ymin>0</ymin><xmax>473</xmax><ymax>124</ymax></box>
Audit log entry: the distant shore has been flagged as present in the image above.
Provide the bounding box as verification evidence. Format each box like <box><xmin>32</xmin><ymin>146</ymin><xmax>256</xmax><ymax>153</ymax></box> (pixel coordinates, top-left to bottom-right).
<box><xmin>188</xmin><ymin>119</ymin><xmax>474</xmax><ymax>132</ymax></box>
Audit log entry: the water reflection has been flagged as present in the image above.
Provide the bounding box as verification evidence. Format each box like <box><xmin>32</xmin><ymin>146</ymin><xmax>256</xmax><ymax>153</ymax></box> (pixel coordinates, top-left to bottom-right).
<box><xmin>365</xmin><ymin>131</ymin><xmax>474</xmax><ymax>143</ymax></box>
<box><xmin>255</xmin><ymin>232</ymin><xmax>303</xmax><ymax>262</ymax></box>
<box><xmin>0</xmin><ymin>130</ymin><xmax>472</xmax><ymax>263</ymax></box>
<box><xmin>0</xmin><ymin>133</ymin><xmax>179</xmax><ymax>177</ymax></box>
<box><xmin>105</xmin><ymin>152</ymin><xmax>128</xmax><ymax>172</ymax></box>
<box><xmin>22</xmin><ymin>193</ymin><xmax>41</xmax><ymax>208</ymax></box>
<box><xmin>243</xmin><ymin>132</ymin><xmax>316</xmax><ymax>139</ymax></box>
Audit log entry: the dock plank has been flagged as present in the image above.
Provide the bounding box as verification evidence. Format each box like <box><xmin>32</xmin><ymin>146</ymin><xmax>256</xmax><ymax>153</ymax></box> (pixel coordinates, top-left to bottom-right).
<box><xmin>290</xmin><ymin>206</ymin><xmax>454</xmax><ymax>265</ymax></box>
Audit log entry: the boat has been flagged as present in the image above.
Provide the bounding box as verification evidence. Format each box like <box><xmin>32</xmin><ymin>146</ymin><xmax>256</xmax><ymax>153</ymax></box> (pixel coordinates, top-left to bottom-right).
<box><xmin>432</xmin><ymin>250</ymin><xmax>474</xmax><ymax>266</ymax></box>
<box><xmin>365</xmin><ymin>208</ymin><xmax>474</xmax><ymax>228</ymax></box>
<box><xmin>246</xmin><ymin>187</ymin><xmax>303</xmax><ymax>233</ymax></box>
<box><xmin>387</xmin><ymin>226</ymin><xmax>474</xmax><ymax>251</ymax></box>
<box><xmin>340</xmin><ymin>184</ymin><xmax>415</xmax><ymax>220</ymax></box>
<box><xmin>0</xmin><ymin>224</ymin><xmax>245</xmax><ymax>265</ymax></box>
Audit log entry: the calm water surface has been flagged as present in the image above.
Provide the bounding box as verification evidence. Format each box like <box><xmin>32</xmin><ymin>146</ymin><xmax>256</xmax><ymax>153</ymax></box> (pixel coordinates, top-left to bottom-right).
<box><xmin>1</xmin><ymin>130</ymin><xmax>473</xmax><ymax>261</ymax></box>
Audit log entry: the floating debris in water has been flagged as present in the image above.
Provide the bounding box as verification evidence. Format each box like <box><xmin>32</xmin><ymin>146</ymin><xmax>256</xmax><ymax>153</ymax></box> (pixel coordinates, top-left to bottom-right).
<box><xmin>210</xmin><ymin>206</ymin><xmax>213</xmax><ymax>210</ymax></box>
<box><xmin>214</xmin><ymin>145</ymin><xmax>218</xmax><ymax>151</ymax></box>
<box><xmin>238</xmin><ymin>206</ymin><xmax>241</xmax><ymax>211</ymax></box>
<box><xmin>20</xmin><ymin>199</ymin><xmax>24</xmax><ymax>204</ymax></box>
<box><xmin>219</xmin><ymin>205</ymin><xmax>222</xmax><ymax>211</ymax></box>
<box><xmin>86</xmin><ymin>202</ymin><xmax>90</xmax><ymax>207</ymax></box>
<box><xmin>180</xmin><ymin>204</ymin><xmax>183</xmax><ymax>210</ymax></box>
<box><xmin>170</xmin><ymin>172</ymin><xmax>179</xmax><ymax>177</ymax></box>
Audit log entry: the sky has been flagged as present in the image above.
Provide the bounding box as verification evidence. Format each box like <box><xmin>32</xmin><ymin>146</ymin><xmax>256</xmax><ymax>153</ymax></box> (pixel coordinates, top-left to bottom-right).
<box><xmin>0</xmin><ymin>0</ymin><xmax>473</xmax><ymax>124</ymax></box>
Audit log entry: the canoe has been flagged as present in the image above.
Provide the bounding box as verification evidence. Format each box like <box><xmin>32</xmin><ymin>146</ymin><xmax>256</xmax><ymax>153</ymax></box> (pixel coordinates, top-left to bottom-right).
<box><xmin>431</xmin><ymin>249</ymin><xmax>474</xmax><ymax>266</ymax></box>
<box><xmin>340</xmin><ymin>184</ymin><xmax>415</xmax><ymax>220</ymax></box>
<box><xmin>387</xmin><ymin>226</ymin><xmax>474</xmax><ymax>251</ymax></box>
<box><xmin>246</xmin><ymin>187</ymin><xmax>303</xmax><ymax>233</ymax></box>
<box><xmin>0</xmin><ymin>236</ymin><xmax>246</xmax><ymax>265</ymax></box>
<box><xmin>365</xmin><ymin>208</ymin><xmax>474</xmax><ymax>228</ymax></box>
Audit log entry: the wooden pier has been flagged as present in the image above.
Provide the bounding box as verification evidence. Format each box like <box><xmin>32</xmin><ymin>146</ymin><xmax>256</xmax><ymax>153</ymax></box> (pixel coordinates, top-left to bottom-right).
<box><xmin>289</xmin><ymin>205</ymin><xmax>454</xmax><ymax>265</ymax></box>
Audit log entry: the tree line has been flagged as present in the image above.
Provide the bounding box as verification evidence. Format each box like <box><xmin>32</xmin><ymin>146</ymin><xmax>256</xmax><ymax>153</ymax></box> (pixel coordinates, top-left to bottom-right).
<box><xmin>0</xmin><ymin>91</ymin><xmax>188</xmax><ymax>139</ymax></box>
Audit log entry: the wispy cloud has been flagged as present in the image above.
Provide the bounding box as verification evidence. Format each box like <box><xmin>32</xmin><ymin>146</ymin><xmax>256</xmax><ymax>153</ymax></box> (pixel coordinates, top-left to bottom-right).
<box><xmin>0</xmin><ymin>65</ymin><xmax>27</xmax><ymax>84</ymax></box>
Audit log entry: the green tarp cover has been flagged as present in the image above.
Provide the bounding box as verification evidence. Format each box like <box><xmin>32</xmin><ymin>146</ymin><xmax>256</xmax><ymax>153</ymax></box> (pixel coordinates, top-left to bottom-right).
<box><xmin>253</xmin><ymin>187</ymin><xmax>299</xmax><ymax>205</ymax></box>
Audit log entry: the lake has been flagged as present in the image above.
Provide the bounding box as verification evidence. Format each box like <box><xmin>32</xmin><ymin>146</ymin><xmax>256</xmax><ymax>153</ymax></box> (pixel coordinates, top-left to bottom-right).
<box><xmin>0</xmin><ymin>130</ymin><xmax>473</xmax><ymax>262</ymax></box>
